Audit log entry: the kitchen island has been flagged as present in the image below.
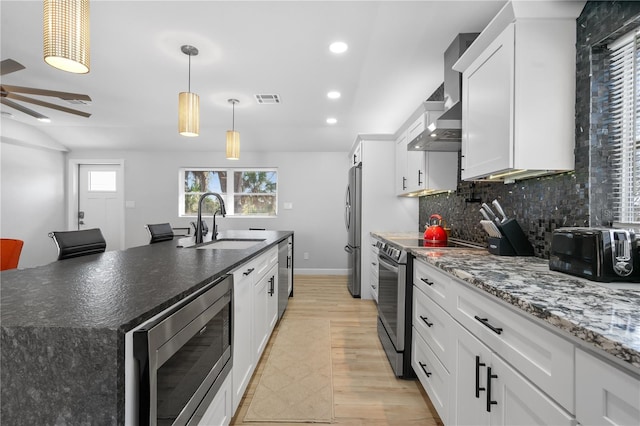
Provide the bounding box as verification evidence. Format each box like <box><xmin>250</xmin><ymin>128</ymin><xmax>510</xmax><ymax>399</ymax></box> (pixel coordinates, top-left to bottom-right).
<box><xmin>0</xmin><ymin>230</ymin><xmax>293</xmax><ymax>425</ymax></box>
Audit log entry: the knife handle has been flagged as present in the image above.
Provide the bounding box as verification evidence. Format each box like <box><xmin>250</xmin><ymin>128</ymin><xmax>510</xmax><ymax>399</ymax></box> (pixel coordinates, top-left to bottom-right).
<box><xmin>492</xmin><ymin>200</ymin><xmax>507</xmax><ymax>222</ymax></box>
<box><xmin>481</xmin><ymin>203</ymin><xmax>497</xmax><ymax>220</ymax></box>
<box><xmin>479</xmin><ymin>209</ymin><xmax>491</xmax><ymax>221</ymax></box>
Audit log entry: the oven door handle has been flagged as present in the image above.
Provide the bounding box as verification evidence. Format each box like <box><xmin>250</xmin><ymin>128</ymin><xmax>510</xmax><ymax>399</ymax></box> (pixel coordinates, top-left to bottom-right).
<box><xmin>378</xmin><ymin>256</ymin><xmax>399</xmax><ymax>274</ymax></box>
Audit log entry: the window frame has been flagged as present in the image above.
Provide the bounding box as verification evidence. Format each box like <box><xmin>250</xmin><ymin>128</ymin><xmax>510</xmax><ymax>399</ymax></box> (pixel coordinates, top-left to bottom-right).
<box><xmin>608</xmin><ymin>29</ymin><xmax>640</xmax><ymax>226</ymax></box>
<box><xmin>179</xmin><ymin>167</ymin><xmax>278</xmax><ymax>218</ymax></box>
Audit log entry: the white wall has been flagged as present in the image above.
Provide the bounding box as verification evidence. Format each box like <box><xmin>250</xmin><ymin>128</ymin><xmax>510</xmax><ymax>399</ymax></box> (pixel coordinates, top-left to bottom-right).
<box><xmin>1</xmin><ymin>139</ymin><xmax>67</xmax><ymax>268</ymax></box>
<box><xmin>67</xmin><ymin>150</ymin><xmax>350</xmax><ymax>273</ymax></box>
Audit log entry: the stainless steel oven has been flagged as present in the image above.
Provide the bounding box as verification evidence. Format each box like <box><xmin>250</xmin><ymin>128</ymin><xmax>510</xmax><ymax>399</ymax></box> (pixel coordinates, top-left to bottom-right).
<box><xmin>376</xmin><ymin>242</ymin><xmax>414</xmax><ymax>379</ymax></box>
<box><xmin>133</xmin><ymin>275</ymin><xmax>233</xmax><ymax>426</ymax></box>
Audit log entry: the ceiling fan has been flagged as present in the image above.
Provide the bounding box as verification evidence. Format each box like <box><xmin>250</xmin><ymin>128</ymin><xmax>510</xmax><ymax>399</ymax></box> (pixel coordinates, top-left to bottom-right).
<box><xmin>0</xmin><ymin>59</ymin><xmax>91</xmax><ymax>121</ymax></box>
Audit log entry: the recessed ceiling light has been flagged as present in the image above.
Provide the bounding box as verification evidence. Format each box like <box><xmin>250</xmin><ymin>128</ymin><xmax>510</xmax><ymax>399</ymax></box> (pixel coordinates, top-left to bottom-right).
<box><xmin>327</xmin><ymin>91</ymin><xmax>341</xmax><ymax>99</ymax></box>
<box><xmin>329</xmin><ymin>41</ymin><xmax>348</xmax><ymax>54</ymax></box>
<box><xmin>37</xmin><ymin>117</ymin><xmax>51</xmax><ymax>123</ymax></box>
<box><xmin>326</xmin><ymin>117</ymin><xmax>337</xmax><ymax>125</ymax></box>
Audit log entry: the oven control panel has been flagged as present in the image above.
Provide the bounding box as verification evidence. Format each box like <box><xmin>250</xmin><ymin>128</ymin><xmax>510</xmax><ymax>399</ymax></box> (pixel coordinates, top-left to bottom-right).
<box><xmin>376</xmin><ymin>240</ymin><xmax>404</xmax><ymax>263</ymax></box>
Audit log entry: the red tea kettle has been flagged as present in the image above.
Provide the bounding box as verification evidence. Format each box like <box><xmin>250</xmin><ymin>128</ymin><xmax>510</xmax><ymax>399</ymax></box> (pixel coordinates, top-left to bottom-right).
<box><xmin>424</xmin><ymin>214</ymin><xmax>448</xmax><ymax>246</ymax></box>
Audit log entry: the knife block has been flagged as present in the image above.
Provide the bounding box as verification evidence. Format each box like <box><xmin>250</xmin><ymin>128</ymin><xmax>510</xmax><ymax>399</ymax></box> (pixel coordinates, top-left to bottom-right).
<box><xmin>495</xmin><ymin>218</ymin><xmax>534</xmax><ymax>256</ymax></box>
<box><xmin>487</xmin><ymin>236</ymin><xmax>516</xmax><ymax>255</ymax></box>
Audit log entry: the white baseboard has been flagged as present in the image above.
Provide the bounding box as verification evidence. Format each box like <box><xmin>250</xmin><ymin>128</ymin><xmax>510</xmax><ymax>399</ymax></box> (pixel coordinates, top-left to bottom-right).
<box><xmin>294</xmin><ymin>268</ymin><xmax>347</xmax><ymax>275</ymax></box>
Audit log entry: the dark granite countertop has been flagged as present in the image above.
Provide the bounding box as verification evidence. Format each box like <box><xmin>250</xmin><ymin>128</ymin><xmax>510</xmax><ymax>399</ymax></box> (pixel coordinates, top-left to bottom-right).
<box><xmin>0</xmin><ymin>230</ymin><xmax>292</xmax><ymax>425</ymax></box>
<box><xmin>1</xmin><ymin>230</ymin><xmax>291</xmax><ymax>331</ymax></box>
<box><xmin>372</xmin><ymin>232</ymin><xmax>640</xmax><ymax>374</ymax></box>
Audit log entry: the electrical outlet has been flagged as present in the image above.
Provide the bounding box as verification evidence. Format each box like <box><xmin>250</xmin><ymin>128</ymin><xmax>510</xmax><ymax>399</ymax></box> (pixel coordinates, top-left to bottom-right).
<box><xmin>303</xmin><ymin>252</ymin><xmax>309</xmax><ymax>260</ymax></box>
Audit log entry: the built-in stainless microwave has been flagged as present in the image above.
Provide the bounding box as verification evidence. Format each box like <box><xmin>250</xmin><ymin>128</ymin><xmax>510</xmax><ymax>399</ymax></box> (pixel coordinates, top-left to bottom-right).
<box><xmin>133</xmin><ymin>275</ymin><xmax>233</xmax><ymax>425</ymax></box>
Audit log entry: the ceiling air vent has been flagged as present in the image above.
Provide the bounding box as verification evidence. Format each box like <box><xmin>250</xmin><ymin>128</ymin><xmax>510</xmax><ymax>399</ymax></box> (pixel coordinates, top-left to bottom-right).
<box><xmin>254</xmin><ymin>94</ymin><xmax>280</xmax><ymax>104</ymax></box>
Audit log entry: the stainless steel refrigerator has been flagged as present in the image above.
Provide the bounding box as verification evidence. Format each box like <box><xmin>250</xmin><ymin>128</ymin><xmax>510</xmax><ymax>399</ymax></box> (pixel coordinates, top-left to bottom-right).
<box><xmin>344</xmin><ymin>163</ymin><xmax>362</xmax><ymax>297</ymax></box>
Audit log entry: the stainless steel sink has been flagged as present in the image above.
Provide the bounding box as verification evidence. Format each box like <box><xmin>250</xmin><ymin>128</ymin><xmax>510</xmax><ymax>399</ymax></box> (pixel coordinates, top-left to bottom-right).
<box><xmin>195</xmin><ymin>238</ymin><xmax>265</xmax><ymax>250</ymax></box>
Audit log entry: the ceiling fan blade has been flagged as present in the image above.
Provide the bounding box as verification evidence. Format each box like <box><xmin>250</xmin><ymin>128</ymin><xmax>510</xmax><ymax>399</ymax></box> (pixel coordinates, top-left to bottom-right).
<box><xmin>0</xmin><ymin>59</ymin><xmax>26</xmax><ymax>76</ymax></box>
<box><xmin>1</xmin><ymin>84</ymin><xmax>91</xmax><ymax>102</ymax></box>
<box><xmin>1</xmin><ymin>97</ymin><xmax>50</xmax><ymax>121</ymax></box>
<box><xmin>5</xmin><ymin>92</ymin><xmax>91</xmax><ymax>118</ymax></box>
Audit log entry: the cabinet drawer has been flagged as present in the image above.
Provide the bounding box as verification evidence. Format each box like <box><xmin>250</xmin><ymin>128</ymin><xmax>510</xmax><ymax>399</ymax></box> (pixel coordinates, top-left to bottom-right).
<box><xmin>576</xmin><ymin>349</ymin><xmax>640</xmax><ymax>426</ymax></box>
<box><xmin>254</xmin><ymin>247</ymin><xmax>277</xmax><ymax>282</ymax></box>
<box><xmin>413</xmin><ymin>285</ymin><xmax>454</xmax><ymax>372</ymax></box>
<box><xmin>412</xmin><ymin>330</ymin><xmax>450</xmax><ymax>425</ymax></box>
<box><xmin>452</xmin><ymin>280</ymin><xmax>574</xmax><ymax>412</ymax></box>
<box><xmin>370</xmin><ymin>279</ymin><xmax>378</xmax><ymax>303</ymax></box>
<box><xmin>413</xmin><ymin>259</ymin><xmax>452</xmax><ymax>311</ymax></box>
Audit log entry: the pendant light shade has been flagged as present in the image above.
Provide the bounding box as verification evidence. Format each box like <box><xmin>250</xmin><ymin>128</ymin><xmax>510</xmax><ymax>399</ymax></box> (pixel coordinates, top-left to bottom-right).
<box><xmin>43</xmin><ymin>0</ymin><xmax>90</xmax><ymax>74</ymax></box>
<box><xmin>226</xmin><ymin>99</ymin><xmax>240</xmax><ymax>160</ymax></box>
<box><xmin>178</xmin><ymin>45</ymin><xmax>199</xmax><ymax>137</ymax></box>
<box><xmin>179</xmin><ymin>92</ymin><xmax>199</xmax><ymax>137</ymax></box>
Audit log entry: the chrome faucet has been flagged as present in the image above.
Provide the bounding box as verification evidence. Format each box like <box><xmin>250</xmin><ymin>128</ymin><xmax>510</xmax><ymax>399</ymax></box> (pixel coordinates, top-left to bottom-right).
<box><xmin>195</xmin><ymin>192</ymin><xmax>226</xmax><ymax>244</ymax></box>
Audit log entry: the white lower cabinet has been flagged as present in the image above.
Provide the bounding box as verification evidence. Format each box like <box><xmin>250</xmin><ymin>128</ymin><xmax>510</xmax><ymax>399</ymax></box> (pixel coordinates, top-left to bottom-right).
<box><xmin>198</xmin><ymin>373</ymin><xmax>232</xmax><ymax>426</ymax></box>
<box><xmin>231</xmin><ymin>246</ymin><xmax>278</xmax><ymax>414</ymax></box>
<box><xmin>575</xmin><ymin>348</ymin><xmax>640</xmax><ymax>426</ymax></box>
<box><xmin>413</xmin><ymin>284</ymin><xmax>454</xmax><ymax>372</ymax></box>
<box><xmin>411</xmin><ymin>258</ymin><xmax>577</xmax><ymax>426</ymax></box>
<box><xmin>254</xmin><ymin>263</ymin><xmax>278</xmax><ymax>361</ymax></box>
<box><xmin>454</xmin><ymin>322</ymin><xmax>573</xmax><ymax>426</ymax></box>
<box><xmin>412</xmin><ymin>330</ymin><xmax>452</xmax><ymax>425</ymax></box>
<box><xmin>231</xmin><ymin>259</ymin><xmax>257</xmax><ymax>413</ymax></box>
<box><xmin>370</xmin><ymin>237</ymin><xmax>379</xmax><ymax>303</ymax></box>
<box><xmin>413</xmin><ymin>256</ymin><xmax>453</xmax><ymax>311</ymax></box>
<box><xmin>451</xmin><ymin>278</ymin><xmax>574</xmax><ymax>412</ymax></box>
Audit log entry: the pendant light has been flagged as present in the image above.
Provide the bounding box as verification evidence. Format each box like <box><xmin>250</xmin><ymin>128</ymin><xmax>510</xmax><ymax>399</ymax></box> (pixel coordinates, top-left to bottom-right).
<box><xmin>178</xmin><ymin>45</ymin><xmax>199</xmax><ymax>137</ymax></box>
<box><xmin>43</xmin><ymin>0</ymin><xmax>90</xmax><ymax>74</ymax></box>
<box><xmin>226</xmin><ymin>99</ymin><xmax>240</xmax><ymax>160</ymax></box>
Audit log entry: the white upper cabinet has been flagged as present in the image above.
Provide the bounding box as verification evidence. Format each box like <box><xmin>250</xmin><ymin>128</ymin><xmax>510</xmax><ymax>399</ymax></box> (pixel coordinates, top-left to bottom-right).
<box><xmin>453</xmin><ymin>1</ymin><xmax>585</xmax><ymax>182</ymax></box>
<box><xmin>395</xmin><ymin>131</ymin><xmax>409</xmax><ymax>195</ymax></box>
<box><xmin>350</xmin><ymin>141</ymin><xmax>362</xmax><ymax>166</ymax></box>
<box><xmin>396</xmin><ymin>102</ymin><xmax>458</xmax><ymax>196</ymax></box>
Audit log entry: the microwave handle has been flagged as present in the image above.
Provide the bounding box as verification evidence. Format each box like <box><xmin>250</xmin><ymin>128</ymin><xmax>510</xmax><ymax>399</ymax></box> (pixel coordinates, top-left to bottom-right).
<box><xmin>133</xmin><ymin>331</ymin><xmax>151</xmax><ymax>426</ymax></box>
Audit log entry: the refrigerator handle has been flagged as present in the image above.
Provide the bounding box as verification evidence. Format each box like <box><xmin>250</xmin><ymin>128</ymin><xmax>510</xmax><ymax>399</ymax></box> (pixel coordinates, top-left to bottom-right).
<box><xmin>344</xmin><ymin>185</ymin><xmax>351</xmax><ymax>231</ymax></box>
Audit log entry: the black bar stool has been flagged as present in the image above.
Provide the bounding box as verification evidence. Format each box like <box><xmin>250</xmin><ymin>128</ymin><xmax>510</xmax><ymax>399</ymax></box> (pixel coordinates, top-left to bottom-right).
<box><xmin>49</xmin><ymin>228</ymin><xmax>107</xmax><ymax>260</ymax></box>
<box><xmin>146</xmin><ymin>223</ymin><xmax>175</xmax><ymax>244</ymax></box>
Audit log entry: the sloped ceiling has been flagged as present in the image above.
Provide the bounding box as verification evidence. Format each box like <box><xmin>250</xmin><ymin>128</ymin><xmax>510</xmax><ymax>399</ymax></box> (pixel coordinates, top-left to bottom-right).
<box><xmin>0</xmin><ymin>0</ymin><xmax>505</xmax><ymax>152</ymax></box>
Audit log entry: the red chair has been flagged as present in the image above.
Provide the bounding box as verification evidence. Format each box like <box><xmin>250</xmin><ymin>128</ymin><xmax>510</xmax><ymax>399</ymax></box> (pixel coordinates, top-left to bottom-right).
<box><xmin>1</xmin><ymin>238</ymin><xmax>24</xmax><ymax>271</ymax></box>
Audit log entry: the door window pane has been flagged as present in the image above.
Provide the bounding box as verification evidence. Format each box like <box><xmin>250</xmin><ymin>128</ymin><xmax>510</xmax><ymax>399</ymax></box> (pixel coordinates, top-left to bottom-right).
<box><xmin>88</xmin><ymin>171</ymin><xmax>116</xmax><ymax>192</ymax></box>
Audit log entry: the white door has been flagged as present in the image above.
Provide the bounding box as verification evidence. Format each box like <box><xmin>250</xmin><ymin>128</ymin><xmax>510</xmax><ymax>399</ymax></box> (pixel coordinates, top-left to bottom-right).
<box><xmin>78</xmin><ymin>164</ymin><xmax>123</xmax><ymax>251</ymax></box>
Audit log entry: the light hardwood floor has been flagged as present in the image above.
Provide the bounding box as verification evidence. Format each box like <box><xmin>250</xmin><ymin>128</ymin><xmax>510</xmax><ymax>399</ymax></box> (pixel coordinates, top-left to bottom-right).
<box><xmin>230</xmin><ymin>275</ymin><xmax>443</xmax><ymax>425</ymax></box>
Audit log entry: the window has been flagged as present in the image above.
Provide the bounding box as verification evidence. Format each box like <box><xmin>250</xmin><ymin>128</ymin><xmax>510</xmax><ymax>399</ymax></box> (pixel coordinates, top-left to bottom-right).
<box><xmin>180</xmin><ymin>168</ymin><xmax>277</xmax><ymax>217</ymax></box>
<box><xmin>88</xmin><ymin>171</ymin><xmax>116</xmax><ymax>192</ymax></box>
<box><xmin>609</xmin><ymin>30</ymin><xmax>640</xmax><ymax>224</ymax></box>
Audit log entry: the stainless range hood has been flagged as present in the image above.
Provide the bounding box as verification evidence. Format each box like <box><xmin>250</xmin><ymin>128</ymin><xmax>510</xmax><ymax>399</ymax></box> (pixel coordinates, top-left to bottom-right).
<box><xmin>409</xmin><ymin>33</ymin><xmax>478</xmax><ymax>152</ymax></box>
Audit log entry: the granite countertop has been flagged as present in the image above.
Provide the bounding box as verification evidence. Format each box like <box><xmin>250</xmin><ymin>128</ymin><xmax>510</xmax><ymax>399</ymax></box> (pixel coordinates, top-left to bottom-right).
<box><xmin>0</xmin><ymin>230</ymin><xmax>292</xmax><ymax>425</ymax></box>
<box><xmin>372</xmin><ymin>232</ymin><xmax>640</xmax><ymax>373</ymax></box>
<box><xmin>1</xmin><ymin>230</ymin><xmax>291</xmax><ymax>331</ymax></box>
